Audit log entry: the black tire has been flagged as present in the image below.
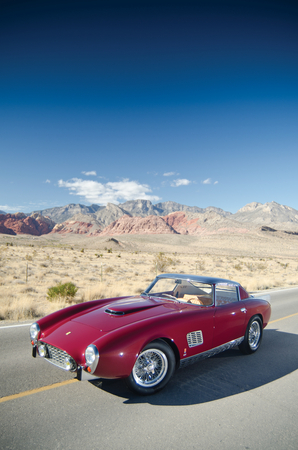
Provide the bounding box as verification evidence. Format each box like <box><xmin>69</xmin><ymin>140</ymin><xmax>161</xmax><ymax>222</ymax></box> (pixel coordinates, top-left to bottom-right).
<box><xmin>239</xmin><ymin>315</ymin><xmax>263</xmax><ymax>355</ymax></box>
<box><xmin>125</xmin><ymin>340</ymin><xmax>176</xmax><ymax>395</ymax></box>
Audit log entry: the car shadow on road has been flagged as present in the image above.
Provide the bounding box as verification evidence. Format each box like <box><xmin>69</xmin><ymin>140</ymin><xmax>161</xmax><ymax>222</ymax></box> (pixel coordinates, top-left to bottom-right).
<box><xmin>88</xmin><ymin>329</ymin><xmax>298</xmax><ymax>406</ymax></box>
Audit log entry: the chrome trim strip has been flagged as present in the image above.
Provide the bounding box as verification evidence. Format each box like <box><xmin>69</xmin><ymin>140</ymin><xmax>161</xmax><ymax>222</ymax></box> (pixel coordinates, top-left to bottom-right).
<box><xmin>179</xmin><ymin>337</ymin><xmax>244</xmax><ymax>369</ymax></box>
<box><xmin>43</xmin><ymin>356</ymin><xmax>76</xmax><ymax>372</ymax></box>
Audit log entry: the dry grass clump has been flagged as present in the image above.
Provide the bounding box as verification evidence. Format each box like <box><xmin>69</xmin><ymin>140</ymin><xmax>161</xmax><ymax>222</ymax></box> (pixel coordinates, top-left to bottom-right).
<box><xmin>80</xmin><ymin>285</ymin><xmax>122</xmax><ymax>302</ymax></box>
<box><xmin>79</xmin><ymin>281</ymin><xmax>145</xmax><ymax>302</ymax></box>
<box><xmin>0</xmin><ymin>296</ymin><xmax>41</xmax><ymax>321</ymax></box>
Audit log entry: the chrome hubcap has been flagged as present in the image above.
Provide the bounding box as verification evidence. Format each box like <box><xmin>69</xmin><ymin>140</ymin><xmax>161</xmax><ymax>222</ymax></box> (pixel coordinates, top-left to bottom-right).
<box><xmin>248</xmin><ymin>320</ymin><xmax>261</xmax><ymax>350</ymax></box>
<box><xmin>133</xmin><ymin>349</ymin><xmax>168</xmax><ymax>387</ymax></box>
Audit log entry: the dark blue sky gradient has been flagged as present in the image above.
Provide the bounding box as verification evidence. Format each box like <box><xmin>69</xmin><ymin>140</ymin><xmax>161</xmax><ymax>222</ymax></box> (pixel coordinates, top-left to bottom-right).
<box><xmin>1</xmin><ymin>0</ymin><xmax>298</xmax><ymax>212</ymax></box>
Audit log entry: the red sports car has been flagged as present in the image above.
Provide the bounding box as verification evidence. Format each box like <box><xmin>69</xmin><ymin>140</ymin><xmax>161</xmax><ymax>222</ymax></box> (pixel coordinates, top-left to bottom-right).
<box><xmin>30</xmin><ymin>274</ymin><xmax>271</xmax><ymax>395</ymax></box>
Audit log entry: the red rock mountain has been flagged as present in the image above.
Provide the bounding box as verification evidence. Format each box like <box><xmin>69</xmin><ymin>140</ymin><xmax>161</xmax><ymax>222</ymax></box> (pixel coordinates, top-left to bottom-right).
<box><xmin>1</xmin><ymin>200</ymin><xmax>298</xmax><ymax>236</ymax></box>
<box><xmin>50</xmin><ymin>220</ymin><xmax>102</xmax><ymax>236</ymax></box>
<box><xmin>100</xmin><ymin>214</ymin><xmax>178</xmax><ymax>235</ymax></box>
<box><xmin>163</xmin><ymin>212</ymin><xmax>202</xmax><ymax>234</ymax></box>
<box><xmin>0</xmin><ymin>213</ymin><xmax>55</xmax><ymax>236</ymax></box>
<box><xmin>99</xmin><ymin>211</ymin><xmax>250</xmax><ymax>236</ymax></box>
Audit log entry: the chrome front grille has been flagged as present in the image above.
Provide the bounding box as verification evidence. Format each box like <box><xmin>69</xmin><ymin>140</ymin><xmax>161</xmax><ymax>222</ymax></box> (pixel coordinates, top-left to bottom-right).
<box><xmin>187</xmin><ymin>330</ymin><xmax>203</xmax><ymax>348</ymax></box>
<box><xmin>39</xmin><ymin>342</ymin><xmax>77</xmax><ymax>371</ymax></box>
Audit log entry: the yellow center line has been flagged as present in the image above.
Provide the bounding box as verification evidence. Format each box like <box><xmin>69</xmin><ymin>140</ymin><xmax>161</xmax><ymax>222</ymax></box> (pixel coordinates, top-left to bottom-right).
<box><xmin>269</xmin><ymin>311</ymin><xmax>298</xmax><ymax>324</ymax></box>
<box><xmin>0</xmin><ymin>379</ymin><xmax>78</xmax><ymax>404</ymax></box>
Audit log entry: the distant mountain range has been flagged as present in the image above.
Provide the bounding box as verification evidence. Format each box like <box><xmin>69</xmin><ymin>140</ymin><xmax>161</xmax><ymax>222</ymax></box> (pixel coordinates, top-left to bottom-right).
<box><xmin>31</xmin><ymin>200</ymin><xmax>231</xmax><ymax>225</ymax></box>
<box><xmin>1</xmin><ymin>200</ymin><xmax>298</xmax><ymax>236</ymax></box>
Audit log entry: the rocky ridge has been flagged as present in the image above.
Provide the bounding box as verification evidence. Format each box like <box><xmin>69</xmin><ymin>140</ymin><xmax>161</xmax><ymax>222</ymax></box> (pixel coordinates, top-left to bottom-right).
<box><xmin>2</xmin><ymin>200</ymin><xmax>298</xmax><ymax>236</ymax></box>
<box><xmin>100</xmin><ymin>214</ymin><xmax>178</xmax><ymax>235</ymax></box>
<box><xmin>0</xmin><ymin>213</ymin><xmax>55</xmax><ymax>236</ymax></box>
<box><xmin>34</xmin><ymin>200</ymin><xmax>229</xmax><ymax>224</ymax></box>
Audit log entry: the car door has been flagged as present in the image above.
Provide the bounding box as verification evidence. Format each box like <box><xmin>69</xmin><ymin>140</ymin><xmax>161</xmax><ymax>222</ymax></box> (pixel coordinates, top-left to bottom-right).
<box><xmin>212</xmin><ymin>284</ymin><xmax>247</xmax><ymax>348</ymax></box>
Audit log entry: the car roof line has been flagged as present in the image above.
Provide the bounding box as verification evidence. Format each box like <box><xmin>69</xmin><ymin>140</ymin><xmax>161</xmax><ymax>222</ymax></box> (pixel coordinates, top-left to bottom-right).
<box><xmin>157</xmin><ymin>273</ymin><xmax>240</xmax><ymax>286</ymax></box>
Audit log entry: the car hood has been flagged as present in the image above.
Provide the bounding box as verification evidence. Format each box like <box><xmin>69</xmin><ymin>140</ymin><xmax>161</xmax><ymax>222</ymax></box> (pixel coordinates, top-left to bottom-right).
<box><xmin>40</xmin><ymin>296</ymin><xmax>182</xmax><ymax>361</ymax></box>
<box><xmin>71</xmin><ymin>295</ymin><xmax>180</xmax><ymax>332</ymax></box>
<box><xmin>40</xmin><ymin>320</ymin><xmax>104</xmax><ymax>362</ymax></box>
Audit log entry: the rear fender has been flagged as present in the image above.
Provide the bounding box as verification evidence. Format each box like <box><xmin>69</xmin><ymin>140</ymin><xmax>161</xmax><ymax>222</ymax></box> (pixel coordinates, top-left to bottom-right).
<box><xmin>243</xmin><ymin>299</ymin><xmax>271</xmax><ymax>328</ymax></box>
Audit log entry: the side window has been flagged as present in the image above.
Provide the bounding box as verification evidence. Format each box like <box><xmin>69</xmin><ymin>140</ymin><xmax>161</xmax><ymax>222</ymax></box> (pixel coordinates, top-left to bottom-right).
<box><xmin>215</xmin><ymin>284</ymin><xmax>238</xmax><ymax>306</ymax></box>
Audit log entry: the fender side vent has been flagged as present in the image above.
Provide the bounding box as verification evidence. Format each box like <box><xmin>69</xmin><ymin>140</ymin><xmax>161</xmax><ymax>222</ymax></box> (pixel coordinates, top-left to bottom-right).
<box><xmin>187</xmin><ymin>330</ymin><xmax>203</xmax><ymax>348</ymax></box>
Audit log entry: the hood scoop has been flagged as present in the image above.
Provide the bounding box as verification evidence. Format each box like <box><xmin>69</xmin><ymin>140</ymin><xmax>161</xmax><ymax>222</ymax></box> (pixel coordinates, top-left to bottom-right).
<box><xmin>105</xmin><ymin>308</ymin><xmax>125</xmax><ymax>316</ymax></box>
<box><xmin>104</xmin><ymin>298</ymin><xmax>158</xmax><ymax>316</ymax></box>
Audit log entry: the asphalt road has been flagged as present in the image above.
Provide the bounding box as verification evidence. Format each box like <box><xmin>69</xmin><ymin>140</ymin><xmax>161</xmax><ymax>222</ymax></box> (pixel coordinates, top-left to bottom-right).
<box><xmin>1</xmin><ymin>288</ymin><xmax>298</xmax><ymax>450</ymax></box>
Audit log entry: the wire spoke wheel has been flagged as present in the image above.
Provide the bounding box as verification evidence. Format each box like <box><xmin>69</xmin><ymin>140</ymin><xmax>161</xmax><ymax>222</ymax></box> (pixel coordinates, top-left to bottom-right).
<box><xmin>239</xmin><ymin>315</ymin><xmax>263</xmax><ymax>354</ymax></box>
<box><xmin>126</xmin><ymin>340</ymin><xmax>176</xmax><ymax>395</ymax></box>
<box><xmin>133</xmin><ymin>349</ymin><xmax>168</xmax><ymax>387</ymax></box>
<box><xmin>248</xmin><ymin>320</ymin><xmax>261</xmax><ymax>350</ymax></box>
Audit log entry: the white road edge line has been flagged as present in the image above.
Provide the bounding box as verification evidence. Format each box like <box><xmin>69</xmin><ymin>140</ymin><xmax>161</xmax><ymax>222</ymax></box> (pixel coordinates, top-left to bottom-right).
<box><xmin>0</xmin><ymin>323</ymin><xmax>32</xmax><ymax>329</ymax></box>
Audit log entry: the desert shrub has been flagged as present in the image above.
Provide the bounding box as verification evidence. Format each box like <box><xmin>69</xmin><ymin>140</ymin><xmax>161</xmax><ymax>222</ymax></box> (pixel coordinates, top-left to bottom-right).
<box><xmin>196</xmin><ymin>260</ymin><xmax>205</xmax><ymax>271</ymax></box>
<box><xmin>153</xmin><ymin>252</ymin><xmax>171</xmax><ymax>273</ymax></box>
<box><xmin>47</xmin><ymin>282</ymin><xmax>78</xmax><ymax>302</ymax></box>
<box><xmin>134</xmin><ymin>287</ymin><xmax>142</xmax><ymax>294</ymax></box>
<box><xmin>21</xmin><ymin>287</ymin><xmax>37</xmax><ymax>293</ymax></box>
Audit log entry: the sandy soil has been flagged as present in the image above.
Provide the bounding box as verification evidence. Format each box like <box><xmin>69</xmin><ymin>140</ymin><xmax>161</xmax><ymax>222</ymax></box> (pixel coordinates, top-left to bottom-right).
<box><xmin>1</xmin><ymin>229</ymin><xmax>298</xmax><ymax>321</ymax></box>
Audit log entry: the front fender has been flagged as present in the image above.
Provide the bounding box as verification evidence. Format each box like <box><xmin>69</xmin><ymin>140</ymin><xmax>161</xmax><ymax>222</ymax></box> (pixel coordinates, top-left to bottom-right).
<box><xmin>92</xmin><ymin>316</ymin><xmax>180</xmax><ymax>379</ymax></box>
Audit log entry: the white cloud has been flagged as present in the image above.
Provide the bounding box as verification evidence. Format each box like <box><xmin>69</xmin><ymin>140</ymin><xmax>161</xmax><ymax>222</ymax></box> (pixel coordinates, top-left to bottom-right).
<box><xmin>171</xmin><ymin>179</ymin><xmax>191</xmax><ymax>187</ymax></box>
<box><xmin>45</xmin><ymin>179</ymin><xmax>51</xmax><ymax>183</ymax></box>
<box><xmin>82</xmin><ymin>171</ymin><xmax>97</xmax><ymax>176</ymax></box>
<box><xmin>0</xmin><ymin>204</ymin><xmax>25</xmax><ymax>212</ymax></box>
<box><xmin>163</xmin><ymin>172</ymin><xmax>176</xmax><ymax>177</ymax></box>
<box><xmin>202</xmin><ymin>178</ymin><xmax>218</xmax><ymax>185</ymax></box>
<box><xmin>58</xmin><ymin>178</ymin><xmax>161</xmax><ymax>205</ymax></box>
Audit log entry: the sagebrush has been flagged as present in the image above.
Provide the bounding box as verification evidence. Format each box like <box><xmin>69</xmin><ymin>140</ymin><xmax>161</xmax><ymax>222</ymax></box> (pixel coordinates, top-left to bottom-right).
<box><xmin>47</xmin><ymin>282</ymin><xmax>78</xmax><ymax>302</ymax></box>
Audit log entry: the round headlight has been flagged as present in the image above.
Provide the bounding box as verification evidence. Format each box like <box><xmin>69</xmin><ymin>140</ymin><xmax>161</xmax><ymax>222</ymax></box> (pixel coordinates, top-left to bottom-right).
<box><xmin>84</xmin><ymin>344</ymin><xmax>99</xmax><ymax>374</ymax></box>
<box><xmin>30</xmin><ymin>323</ymin><xmax>40</xmax><ymax>341</ymax></box>
<box><xmin>85</xmin><ymin>345</ymin><xmax>96</xmax><ymax>365</ymax></box>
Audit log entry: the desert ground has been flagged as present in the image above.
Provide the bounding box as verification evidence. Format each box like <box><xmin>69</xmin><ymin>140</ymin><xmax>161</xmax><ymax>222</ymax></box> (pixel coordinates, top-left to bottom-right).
<box><xmin>1</xmin><ymin>229</ymin><xmax>298</xmax><ymax>321</ymax></box>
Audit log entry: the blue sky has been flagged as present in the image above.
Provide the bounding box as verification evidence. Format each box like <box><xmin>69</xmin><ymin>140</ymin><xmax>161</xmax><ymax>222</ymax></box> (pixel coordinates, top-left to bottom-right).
<box><xmin>1</xmin><ymin>0</ymin><xmax>298</xmax><ymax>214</ymax></box>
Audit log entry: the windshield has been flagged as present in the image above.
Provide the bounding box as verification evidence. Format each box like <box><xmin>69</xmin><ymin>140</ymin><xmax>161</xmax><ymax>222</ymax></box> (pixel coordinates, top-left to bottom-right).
<box><xmin>144</xmin><ymin>277</ymin><xmax>214</xmax><ymax>306</ymax></box>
